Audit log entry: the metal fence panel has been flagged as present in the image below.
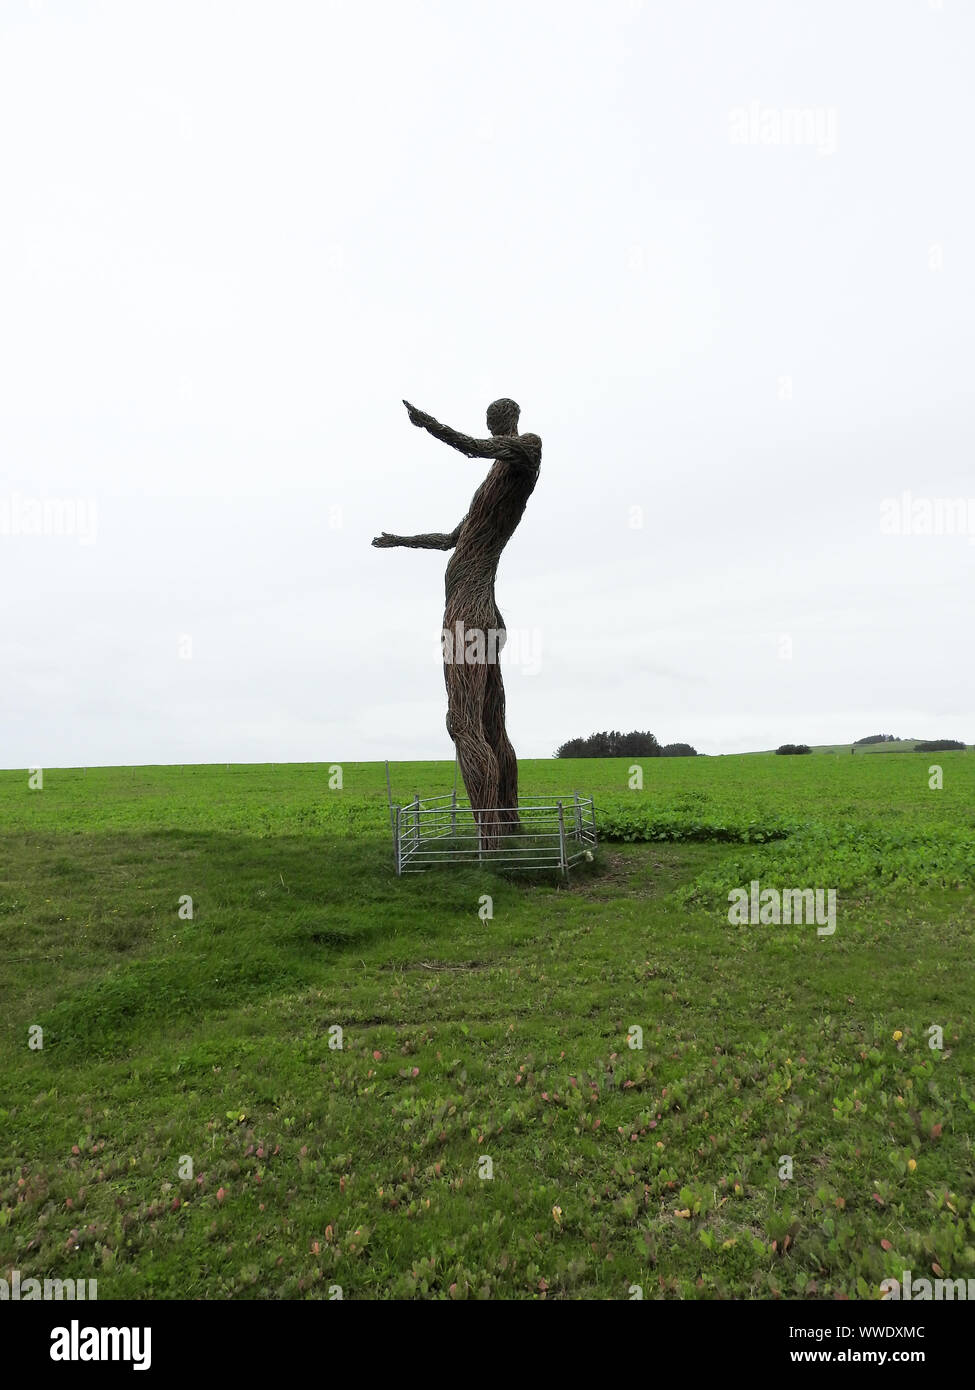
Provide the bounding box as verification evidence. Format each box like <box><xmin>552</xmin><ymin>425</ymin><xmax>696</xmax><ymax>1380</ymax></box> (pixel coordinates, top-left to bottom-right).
<box><xmin>391</xmin><ymin>792</ymin><xmax>598</xmax><ymax>877</ymax></box>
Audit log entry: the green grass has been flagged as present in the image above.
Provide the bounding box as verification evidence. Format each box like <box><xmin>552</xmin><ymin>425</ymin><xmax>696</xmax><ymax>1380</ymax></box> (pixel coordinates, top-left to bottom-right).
<box><xmin>2</xmin><ymin>754</ymin><xmax>974</xmax><ymax>1299</ymax></box>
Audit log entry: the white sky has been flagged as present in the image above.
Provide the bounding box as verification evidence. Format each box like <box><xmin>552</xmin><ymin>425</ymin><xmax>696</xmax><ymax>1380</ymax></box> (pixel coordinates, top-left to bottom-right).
<box><xmin>2</xmin><ymin>0</ymin><xmax>973</xmax><ymax>768</ymax></box>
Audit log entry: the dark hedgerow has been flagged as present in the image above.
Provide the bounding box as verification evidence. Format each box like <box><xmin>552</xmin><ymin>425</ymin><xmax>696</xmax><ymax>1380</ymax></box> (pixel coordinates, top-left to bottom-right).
<box><xmin>914</xmin><ymin>739</ymin><xmax>966</xmax><ymax>752</ymax></box>
<box><xmin>775</xmin><ymin>744</ymin><xmax>812</xmax><ymax>755</ymax></box>
<box><xmin>555</xmin><ymin>730</ymin><xmax>660</xmax><ymax>758</ymax></box>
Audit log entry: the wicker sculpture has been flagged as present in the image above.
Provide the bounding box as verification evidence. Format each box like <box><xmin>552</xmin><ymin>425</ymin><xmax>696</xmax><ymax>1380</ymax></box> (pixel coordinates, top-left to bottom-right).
<box><xmin>372</xmin><ymin>398</ymin><xmax>542</xmax><ymax>848</ymax></box>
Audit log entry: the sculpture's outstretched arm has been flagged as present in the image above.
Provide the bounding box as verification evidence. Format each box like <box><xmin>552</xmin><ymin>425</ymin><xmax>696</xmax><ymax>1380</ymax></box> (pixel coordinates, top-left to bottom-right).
<box><xmin>403</xmin><ymin>400</ymin><xmax>533</xmax><ymax>466</ymax></box>
<box><xmin>372</xmin><ymin>521</ymin><xmax>463</xmax><ymax>550</ymax></box>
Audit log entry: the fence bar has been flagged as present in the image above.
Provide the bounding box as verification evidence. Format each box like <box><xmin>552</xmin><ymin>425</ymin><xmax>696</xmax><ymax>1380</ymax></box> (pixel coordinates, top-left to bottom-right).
<box><xmin>557</xmin><ymin>799</ymin><xmax>568</xmax><ymax>882</ymax></box>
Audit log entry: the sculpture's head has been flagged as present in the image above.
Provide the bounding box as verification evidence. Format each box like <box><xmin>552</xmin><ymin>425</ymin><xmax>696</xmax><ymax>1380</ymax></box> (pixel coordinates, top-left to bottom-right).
<box><xmin>486</xmin><ymin>398</ymin><xmax>521</xmax><ymax>437</ymax></box>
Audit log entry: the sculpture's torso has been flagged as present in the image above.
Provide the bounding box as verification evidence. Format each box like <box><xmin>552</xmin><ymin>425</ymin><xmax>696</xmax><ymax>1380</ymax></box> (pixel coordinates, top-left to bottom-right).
<box><xmin>444</xmin><ymin>433</ymin><xmax>541</xmax><ymax>620</ymax></box>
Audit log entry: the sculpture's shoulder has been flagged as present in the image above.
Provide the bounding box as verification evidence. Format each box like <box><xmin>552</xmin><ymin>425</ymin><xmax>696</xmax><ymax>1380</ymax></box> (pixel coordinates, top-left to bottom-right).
<box><xmin>515</xmin><ymin>432</ymin><xmax>542</xmax><ymax>466</ymax></box>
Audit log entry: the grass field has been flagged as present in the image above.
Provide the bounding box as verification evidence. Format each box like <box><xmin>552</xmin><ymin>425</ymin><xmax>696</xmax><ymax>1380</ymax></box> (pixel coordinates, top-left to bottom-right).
<box><xmin>2</xmin><ymin>753</ymin><xmax>974</xmax><ymax>1299</ymax></box>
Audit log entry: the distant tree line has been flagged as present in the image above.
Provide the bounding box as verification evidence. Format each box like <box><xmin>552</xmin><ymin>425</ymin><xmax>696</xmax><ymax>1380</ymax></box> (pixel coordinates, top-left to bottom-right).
<box><xmin>854</xmin><ymin>734</ymin><xmax>900</xmax><ymax>745</ymax></box>
<box><xmin>775</xmin><ymin>744</ymin><xmax>812</xmax><ymax>755</ymax></box>
<box><xmin>554</xmin><ymin>731</ymin><xmax>660</xmax><ymax>758</ymax></box>
<box><xmin>554</xmin><ymin>732</ymin><xmax>699</xmax><ymax>758</ymax></box>
<box><xmin>914</xmin><ymin>739</ymin><xmax>966</xmax><ymax>752</ymax></box>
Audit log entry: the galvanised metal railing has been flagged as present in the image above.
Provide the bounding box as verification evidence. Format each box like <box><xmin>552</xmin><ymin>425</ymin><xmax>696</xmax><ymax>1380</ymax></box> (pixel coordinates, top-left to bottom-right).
<box><xmin>390</xmin><ymin>789</ymin><xmax>597</xmax><ymax>878</ymax></box>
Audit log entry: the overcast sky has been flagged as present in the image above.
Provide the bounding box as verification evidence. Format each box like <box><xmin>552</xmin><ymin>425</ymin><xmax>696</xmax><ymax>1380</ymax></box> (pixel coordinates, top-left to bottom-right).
<box><xmin>2</xmin><ymin>0</ymin><xmax>972</xmax><ymax>770</ymax></box>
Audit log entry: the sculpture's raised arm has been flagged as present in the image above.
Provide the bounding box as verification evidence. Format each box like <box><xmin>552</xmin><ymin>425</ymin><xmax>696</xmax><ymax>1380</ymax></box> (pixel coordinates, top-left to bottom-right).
<box><xmin>403</xmin><ymin>400</ymin><xmax>530</xmax><ymax>465</ymax></box>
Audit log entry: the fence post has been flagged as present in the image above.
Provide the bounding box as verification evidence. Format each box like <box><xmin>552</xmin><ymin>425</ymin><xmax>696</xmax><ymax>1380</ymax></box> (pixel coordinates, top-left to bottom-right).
<box><xmin>451</xmin><ymin>788</ymin><xmax>457</xmax><ymax>839</ymax></box>
<box><xmin>574</xmin><ymin>790</ymin><xmax>582</xmax><ymax>839</ymax></box>
<box><xmin>394</xmin><ymin>805</ymin><xmax>402</xmax><ymax>875</ymax></box>
<box><xmin>385</xmin><ymin>760</ymin><xmax>395</xmax><ymax>833</ymax></box>
<box><xmin>557</xmin><ymin>799</ymin><xmax>568</xmax><ymax>881</ymax></box>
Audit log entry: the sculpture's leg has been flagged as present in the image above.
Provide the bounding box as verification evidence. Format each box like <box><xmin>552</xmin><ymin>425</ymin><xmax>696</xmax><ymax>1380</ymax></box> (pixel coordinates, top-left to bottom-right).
<box><xmin>484</xmin><ymin>660</ymin><xmax>520</xmax><ymax>828</ymax></box>
<box><xmin>445</xmin><ymin>657</ymin><xmax>502</xmax><ymax>850</ymax></box>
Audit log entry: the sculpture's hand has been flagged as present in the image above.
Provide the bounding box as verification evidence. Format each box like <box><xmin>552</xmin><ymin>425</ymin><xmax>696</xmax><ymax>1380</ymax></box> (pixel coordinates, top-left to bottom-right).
<box><xmin>371</xmin><ymin>531</ymin><xmax>401</xmax><ymax>547</ymax></box>
<box><xmin>403</xmin><ymin>399</ymin><xmax>430</xmax><ymax>428</ymax></box>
